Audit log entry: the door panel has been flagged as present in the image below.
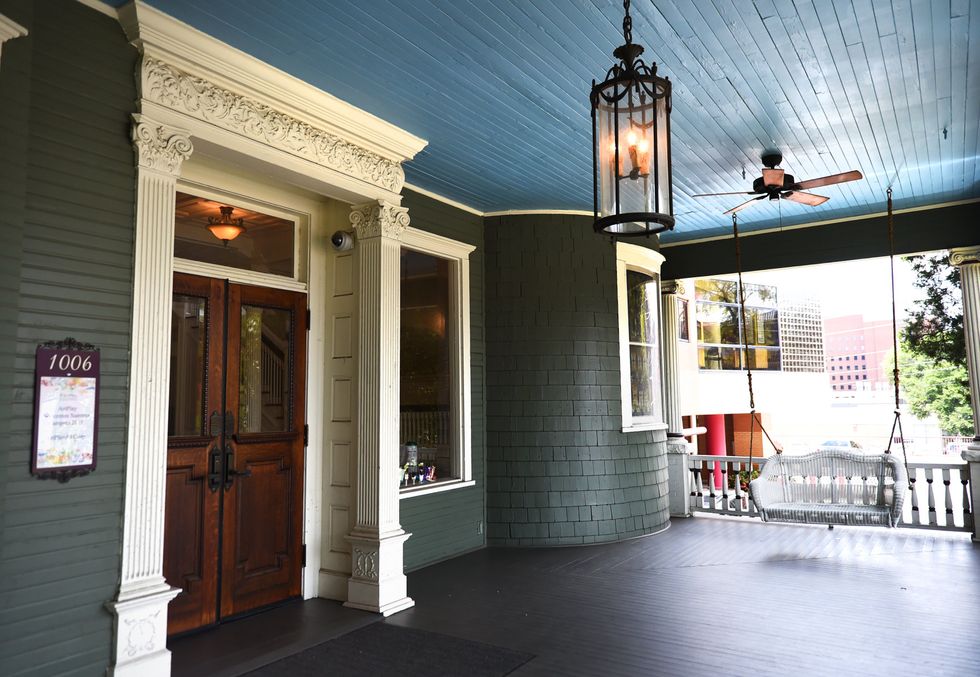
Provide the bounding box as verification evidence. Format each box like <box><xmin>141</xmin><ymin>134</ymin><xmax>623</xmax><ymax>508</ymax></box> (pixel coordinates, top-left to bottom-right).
<box><xmin>165</xmin><ymin>274</ymin><xmax>224</xmax><ymax>635</ymax></box>
<box><xmin>220</xmin><ymin>282</ymin><xmax>307</xmax><ymax>619</ymax></box>
<box><xmin>165</xmin><ymin>274</ymin><xmax>306</xmax><ymax>633</ymax></box>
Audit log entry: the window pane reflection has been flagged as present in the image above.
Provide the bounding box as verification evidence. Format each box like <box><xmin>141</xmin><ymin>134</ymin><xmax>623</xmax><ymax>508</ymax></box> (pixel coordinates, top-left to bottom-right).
<box><xmin>239</xmin><ymin>305</ymin><xmax>292</xmax><ymax>433</ymax></box>
<box><xmin>169</xmin><ymin>295</ymin><xmax>207</xmax><ymax>436</ymax></box>
<box><xmin>626</xmin><ymin>270</ymin><xmax>660</xmax><ymax>420</ymax></box>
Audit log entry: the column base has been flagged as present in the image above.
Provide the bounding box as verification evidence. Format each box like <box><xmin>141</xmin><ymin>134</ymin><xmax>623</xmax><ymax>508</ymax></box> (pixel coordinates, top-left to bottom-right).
<box><xmin>962</xmin><ymin>446</ymin><xmax>980</xmax><ymax>542</ymax></box>
<box><xmin>106</xmin><ymin>581</ymin><xmax>180</xmax><ymax>677</ymax></box>
<box><xmin>666</xmin><ymin>437</ymin><xmax>694</xmax><ymax>518</ymax></box>
<box><xmin>343</xmin><ymin>529</ymin><xmax>414</xmax><ymax>616</ymax></box>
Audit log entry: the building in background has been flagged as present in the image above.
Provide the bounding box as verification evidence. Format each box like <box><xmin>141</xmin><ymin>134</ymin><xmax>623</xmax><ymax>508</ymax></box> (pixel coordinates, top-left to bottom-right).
<box><xmin>824</xmin><ymin>314</ymin><xmax>894</xmax><ymax>397</ymax></box>
<box><xmin>780</xmin><ymin>298</ymin><xmax>826</xmax><ymax>372</ymax></box>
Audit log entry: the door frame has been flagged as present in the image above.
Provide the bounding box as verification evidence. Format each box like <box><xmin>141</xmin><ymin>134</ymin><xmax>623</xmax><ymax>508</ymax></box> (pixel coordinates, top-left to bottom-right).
<box><xmin>176</xmin><ymin>160</ymin><xmax>346</xmax><ymax>605</ymax></box>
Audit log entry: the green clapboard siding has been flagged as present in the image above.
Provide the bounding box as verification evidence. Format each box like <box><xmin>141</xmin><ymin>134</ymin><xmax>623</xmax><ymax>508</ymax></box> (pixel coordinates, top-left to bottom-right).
<box><xmin>398</xmin><ymin>190</ymin><xmax>486</xmax><ymax>571</ymax></box>
<box><xmin>0</xmin><ymin>1</ymin><xmax>137</xmax><ymax>675</ymax></box>
<box><xmin>484</xmin><ymin>214</ymin><xmax>670</xmax><ymax>547</ymax></box>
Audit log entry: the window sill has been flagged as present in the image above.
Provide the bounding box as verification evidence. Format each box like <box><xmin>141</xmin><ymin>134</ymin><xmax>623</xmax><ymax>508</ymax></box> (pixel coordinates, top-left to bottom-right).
<box><xmin>399</xmin><ymin>479</ymin><xmax>476</xmax><ymax>499</ymax></box>
<box><xmin>621</xmin><ymin>421</ymin><xmax>669</xmax><ymax>434</ymax></box>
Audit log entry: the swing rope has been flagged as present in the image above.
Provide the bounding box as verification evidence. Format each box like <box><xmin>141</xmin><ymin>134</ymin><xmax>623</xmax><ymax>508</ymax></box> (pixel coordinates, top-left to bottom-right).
<box><xmin>883</xmin><ymin>187</ymin><xmax>914</xmax><ymax>490</ymax></box>
<box><xmin>731</xmin><ymin>214</ymin><xmax>780</xmax><ymax>493</ymax></box>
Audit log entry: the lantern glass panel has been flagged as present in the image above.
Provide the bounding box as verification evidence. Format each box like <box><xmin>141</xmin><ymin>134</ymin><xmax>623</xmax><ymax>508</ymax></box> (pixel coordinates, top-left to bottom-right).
<box><xmin>594</xmin><ymin>77</ymin><xmax>670</xmax><ymax>234</ymax></box>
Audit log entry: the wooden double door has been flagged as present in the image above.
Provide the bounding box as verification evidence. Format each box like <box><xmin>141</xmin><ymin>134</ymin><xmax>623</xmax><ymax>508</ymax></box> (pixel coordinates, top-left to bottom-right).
<box><xmin>165</xmin><ymin>273</ymin><xmax>307</xmax><ymax>635</ymax></box>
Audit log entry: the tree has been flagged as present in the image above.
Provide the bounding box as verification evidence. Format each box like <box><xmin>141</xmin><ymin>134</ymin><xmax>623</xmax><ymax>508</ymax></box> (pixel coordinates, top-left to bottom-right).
<box><xmin>901</xmin><ymin>253</ymin><xmax>972</xmax><ymax>436</ymax></box>
<box><xmin>898</xmin><ymin>343</ymin><xmax>973</xmax><ymax>436</ymax></box>
<box><xmin>903</xmin><ymin>253</ymin><xmax>964</xmax><ymax>364</ymax></box>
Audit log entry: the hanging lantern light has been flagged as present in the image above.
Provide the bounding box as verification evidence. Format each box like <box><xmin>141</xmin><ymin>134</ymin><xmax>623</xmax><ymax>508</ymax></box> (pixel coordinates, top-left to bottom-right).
<box><xmin>591</xmin><ymin>0</ymin><xmax>673</xmax><ymax>237</ymax></box>
<box><xmin>207</xmin><ymin>205</ymin><xmax>246</xmax><ymax>244</ymax></box>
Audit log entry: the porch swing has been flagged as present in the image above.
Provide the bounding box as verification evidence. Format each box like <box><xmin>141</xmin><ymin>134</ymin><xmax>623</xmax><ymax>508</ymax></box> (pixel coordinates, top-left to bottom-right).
<box><xmin>735</xmin><ymin>189</ymin><xmax>911</xmax><ymax>528</ymax></box>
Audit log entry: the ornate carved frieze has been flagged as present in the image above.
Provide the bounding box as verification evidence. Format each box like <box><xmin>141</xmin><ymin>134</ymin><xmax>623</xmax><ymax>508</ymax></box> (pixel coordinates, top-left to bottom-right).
<box><xmin>132</xmin><ymin>116</ymin><xmax>193</xmax><ymax>175</ymax></box>
<box><xmin>349</xmin><ymin>201</ymin><xmax>410</xmax><ymax>240</ymax></box>
<box><xmin>141</xmin><ymin>57</ymin><xmax>405</xmax><ymax>193</ymax></box>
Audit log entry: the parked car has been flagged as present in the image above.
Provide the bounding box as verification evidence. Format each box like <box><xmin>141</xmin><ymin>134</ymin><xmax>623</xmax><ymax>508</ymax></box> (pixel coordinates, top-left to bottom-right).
<box><xmin>816</xmin><ymin>439</ymin><xmax>864</xmax><ymax>452</ymax></box>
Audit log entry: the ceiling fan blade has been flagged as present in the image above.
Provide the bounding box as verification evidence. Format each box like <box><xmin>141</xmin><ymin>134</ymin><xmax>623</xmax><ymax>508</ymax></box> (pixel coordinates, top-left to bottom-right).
<box><xmin>723</xmin><ymin>195</ymin><xmax>766</xmax><ymax>215</ymax></box>
<box><xmin>691</xmin><ymin>191</ymin><xmax>756</xmax><ymax>197</ymax></box>
<box><xmin>783</xmin><ymin>190</ymin><xmax>829</xmax><ymax>207</ymax></box>
<box><xmin>792</xmin><ymin>170</ymin><xmax>863</xmax><ymax>190</ymax></box>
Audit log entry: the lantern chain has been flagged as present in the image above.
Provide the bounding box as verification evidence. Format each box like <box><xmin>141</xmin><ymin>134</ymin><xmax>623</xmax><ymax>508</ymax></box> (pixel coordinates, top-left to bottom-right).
<box><xmin>623</xmin><ymin>0</ymin><xmax>632</xmax><ymax>45</ymax></box>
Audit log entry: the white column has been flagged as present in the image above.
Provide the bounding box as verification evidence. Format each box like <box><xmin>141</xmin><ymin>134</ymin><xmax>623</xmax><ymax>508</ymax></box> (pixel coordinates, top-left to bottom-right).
<box><xmin>660</xmin><ymin>280</ymin><xmax>684</xmax><ymax>436</ymax></box>
<box><xmin>344</xmin><ymin>201</ymin><xmax>414</xmax><ymax>616</ymax></box>
<box><xmin>950</xmin><ymin>247</ymin><xmax>980</xmax><ymax>541</ymax></box>
<box><xmin>107</xmin><ymin>115</ymin><xmax>192</xmax><ymax>677</ymax></box>
<box><xmin>661</xmin><ymin>279</ymin><xmax>693</xmax><ymax>517</ymax></box>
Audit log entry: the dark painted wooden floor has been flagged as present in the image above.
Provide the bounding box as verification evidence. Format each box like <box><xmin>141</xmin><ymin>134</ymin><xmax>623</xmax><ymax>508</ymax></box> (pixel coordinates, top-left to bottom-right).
<box><xmin>171</xmin><ymin>516</ymin><xmax>980</xmax><ymax>676</ymax></box>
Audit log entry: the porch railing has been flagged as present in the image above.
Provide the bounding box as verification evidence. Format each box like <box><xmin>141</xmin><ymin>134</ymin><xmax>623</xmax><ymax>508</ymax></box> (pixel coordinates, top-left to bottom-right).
<box><xmin>687</xmin><ymin>453</ymin><xmax>974</xmax><ymax>533</ymax></box>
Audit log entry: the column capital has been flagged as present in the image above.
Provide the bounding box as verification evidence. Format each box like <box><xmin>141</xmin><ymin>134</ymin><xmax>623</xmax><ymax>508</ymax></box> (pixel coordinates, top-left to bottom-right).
<box><xmin>131</xmin><ymin>114</ymin><xmax>193</xmax><ymax>176</ymax></box>
<box><xmin>661</xmin><ymin>279</ymin><xmax>686</xmax><ymax>296</ymax></box>
<box><xmin>349</xmin><ymin>200</ymin><xmax>410</xmax><ymax>241</ymax></box>
<box><xmin>950</xmin><ymin>247</ymin><xmax>980</xmax><ymax>267</ymax></box>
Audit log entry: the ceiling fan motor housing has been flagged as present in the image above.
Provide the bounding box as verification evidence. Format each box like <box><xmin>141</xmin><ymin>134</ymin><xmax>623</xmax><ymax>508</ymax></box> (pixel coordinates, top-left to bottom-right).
<box><xmin>752</xmin><ymin>173</ymin><xmax>794</xmax><ymax>194</ymax></box>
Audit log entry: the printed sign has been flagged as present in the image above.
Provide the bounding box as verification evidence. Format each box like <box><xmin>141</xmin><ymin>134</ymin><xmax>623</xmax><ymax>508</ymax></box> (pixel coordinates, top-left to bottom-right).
<box><xmin>32</xmin><ymin>339</ymin><xmax>100</xmax><ymax>482</ymax></box>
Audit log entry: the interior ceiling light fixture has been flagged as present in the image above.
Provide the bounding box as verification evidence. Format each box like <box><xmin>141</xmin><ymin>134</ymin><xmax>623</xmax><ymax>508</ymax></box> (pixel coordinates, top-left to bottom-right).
<box><xmin>207</xmin><ymin>205</ymin><xmax>246</xmax><ymax>244</ymax></box>
<box><xmin>591</xmin><ymin>0</ymin><xmax>674</xmax><ymax>238</ymax></box>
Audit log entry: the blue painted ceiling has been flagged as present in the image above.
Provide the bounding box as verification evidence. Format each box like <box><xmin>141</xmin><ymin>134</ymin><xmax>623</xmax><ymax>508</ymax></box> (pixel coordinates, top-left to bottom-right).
<box><xmin>109</xmin><ymin>0</ymin><xmax>979</xmax><ymax>242</ymax></box>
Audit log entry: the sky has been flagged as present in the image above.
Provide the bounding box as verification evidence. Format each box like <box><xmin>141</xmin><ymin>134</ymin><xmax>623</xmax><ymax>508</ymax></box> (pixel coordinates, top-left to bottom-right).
<box><xmin>736</xmin><ymin>255</ymin><xmax>926</xmax><ymax>322</ymax></box>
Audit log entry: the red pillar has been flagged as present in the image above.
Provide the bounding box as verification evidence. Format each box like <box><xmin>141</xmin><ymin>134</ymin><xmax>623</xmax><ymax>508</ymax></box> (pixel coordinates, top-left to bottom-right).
<box><xmin>704</xmin><ymin>414</ymin><xmax>726</xmax><ymax>489</ymax></box>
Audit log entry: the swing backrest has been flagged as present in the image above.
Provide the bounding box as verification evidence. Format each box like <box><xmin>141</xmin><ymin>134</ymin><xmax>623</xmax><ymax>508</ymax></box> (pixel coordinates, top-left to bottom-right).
<box><xmin>756</xmin><ymin>450</ymin><xmax>906</xmax><ymax>521</ymax></box>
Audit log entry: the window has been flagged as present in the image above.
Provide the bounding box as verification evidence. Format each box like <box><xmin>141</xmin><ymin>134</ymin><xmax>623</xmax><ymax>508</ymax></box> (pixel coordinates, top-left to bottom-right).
<box><xmin>695</xmin><ymin>279</ymin><xmax>780</xmax><ymax>371</ymax></box>
<box><xmin>174</xmin><ymin>191</ymin><xmax>297</xmax><ymax>278</ymax></box>
<box><xmin>399</xmin><ymin>229</ymin><xmax>475</xmax><ymax>496</ymax></box>
<box><xmin>616</xmin><ymin>243</ymin><xmax>666</xmax><ymax>431</ymax></box>
<box><xmin>678</xmin><ymin>298</ymin><xmax>690</xmax><ymax>342</ymax></box>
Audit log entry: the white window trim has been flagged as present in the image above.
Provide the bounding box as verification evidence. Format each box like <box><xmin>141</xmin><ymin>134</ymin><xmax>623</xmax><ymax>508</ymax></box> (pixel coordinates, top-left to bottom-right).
<box><xmin>616</xmin><ymin>242</ymin><xmax>668</xmax><ymax>433</ymax></box>
<box><xmin>399</xmin><ymin>227</ymin><xmax>475</xmax><ymax>496</ymax></box>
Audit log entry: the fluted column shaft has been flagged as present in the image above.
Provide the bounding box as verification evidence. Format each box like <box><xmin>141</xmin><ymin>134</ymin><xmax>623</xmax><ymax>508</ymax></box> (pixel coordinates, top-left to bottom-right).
<box><xmin>660</xmin><ymin>281</ymin><xmax>684</xmax><ymax>435</ymax></box>
<box><xmin>950</xmin><ymin>248</ymin><xmax>980</xmax><ymax>442</ymax></box>
<box><xmin>108</xmin><ymin>115</ymin><xmax>192</xmax><ymax>676</ymax></box>
<box><xmin>951</xmin><ymin>247</ymin><xmax>980</xmax><ymax>541</ymax></box>
<box><xmin>345</xmin><ymin>201</ymin><xmax>414</xmax><ymax>615</ymax></box>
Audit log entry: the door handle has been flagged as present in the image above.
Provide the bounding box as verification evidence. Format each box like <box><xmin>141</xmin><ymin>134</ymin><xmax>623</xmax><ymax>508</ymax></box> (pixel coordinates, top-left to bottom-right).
<box><xmin>207</xmin><ymin>445</ymin><xmax>223</xmax><ymax>493</ymax></box>
<box><xmin>223</xmin><ymin>445</ymin><xmax>251</xmax><ymax>490</ymax></box>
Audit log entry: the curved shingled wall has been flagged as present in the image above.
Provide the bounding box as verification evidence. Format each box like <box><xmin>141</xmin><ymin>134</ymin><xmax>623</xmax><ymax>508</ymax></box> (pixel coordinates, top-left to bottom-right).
<box><xmin>484</xmin><ymin>214</ymin><xmax>669</xmax><ymax>546</ymax></box>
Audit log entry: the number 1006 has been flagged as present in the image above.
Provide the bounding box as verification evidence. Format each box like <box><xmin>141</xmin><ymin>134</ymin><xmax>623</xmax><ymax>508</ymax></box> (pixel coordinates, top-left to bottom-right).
<box><xmin>50</xmin><ymin>353</ymin><xmax>93</xmax><ymax>372</ymax></box>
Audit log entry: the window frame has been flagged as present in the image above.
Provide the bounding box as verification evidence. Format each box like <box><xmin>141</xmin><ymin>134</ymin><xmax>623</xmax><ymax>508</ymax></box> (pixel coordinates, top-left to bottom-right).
<box><xmin>615</xmin><ymin>243</ymin><xmax>667</xmax><ymax>433</ymax></box>
<box><xmin>398</xmin><ymin>227</ymin><xmax>476</xmax><ymax>499</ymax></box>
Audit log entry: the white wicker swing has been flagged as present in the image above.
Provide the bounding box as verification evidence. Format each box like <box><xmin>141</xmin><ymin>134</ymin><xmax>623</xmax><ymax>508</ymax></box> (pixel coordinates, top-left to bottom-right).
<box><xmin>729</xmin><ymin>191</ymin><xmax>911</xmax><ymax>528</ymax></box>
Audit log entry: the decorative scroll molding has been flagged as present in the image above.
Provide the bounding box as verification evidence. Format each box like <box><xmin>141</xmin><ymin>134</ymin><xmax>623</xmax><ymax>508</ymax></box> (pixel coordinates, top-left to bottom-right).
<box><xmin>123</xmin><ymin>610</ymin><xmax>159</xmax><ymax>658</ymax></box>
<box><xmin>661</xmin><ymin>279</ymin><xmax>686</xmax><ymax>296</ymax></box>
<box><xmin>349</xmin><ymin>201</ymin><xmax>410</xmax><ymax>240</ymax></box>
<box><xmin>141</xmin><ymin>57</ymin><xmax>405</xmax><ymax>193</ymax></box>
<box><xmin>950</xmin><ymin>247</ymin><xmax>980</xmax><ymax>267</ymax></box>
<box><xmin>132</xmin><ymin>115</ymin><xmax>193</xmax><ymax>175</ymax></box>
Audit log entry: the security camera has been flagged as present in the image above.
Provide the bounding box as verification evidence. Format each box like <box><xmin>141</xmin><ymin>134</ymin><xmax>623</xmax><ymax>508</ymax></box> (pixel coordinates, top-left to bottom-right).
<box><xmin>330</xmin><ymin>230</ymin><xmax>354</xmax><ymax>251</ymax></box>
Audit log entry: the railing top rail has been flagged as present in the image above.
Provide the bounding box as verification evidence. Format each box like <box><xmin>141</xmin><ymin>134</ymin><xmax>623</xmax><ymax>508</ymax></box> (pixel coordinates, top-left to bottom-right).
<box><xmin>689</xmin><ymin>454</ymin><xmax>768</xmax><ymax>462</ymax></box>
<box><xmin>906</xmin><ymin>461</ymin><xmax>968</xmax><ymax>470</ymax></box>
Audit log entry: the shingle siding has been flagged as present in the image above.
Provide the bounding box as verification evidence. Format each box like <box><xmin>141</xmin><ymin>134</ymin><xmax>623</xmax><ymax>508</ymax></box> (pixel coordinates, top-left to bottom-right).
<box><xmin>0</xmin><ymin>2</ymin><xmax>137</xmax><ymax>675</ymax></box>
<box><xmin>485</xmin><ymin>214</ymin><xmax>670</xmax><ymax>546</ymax></box>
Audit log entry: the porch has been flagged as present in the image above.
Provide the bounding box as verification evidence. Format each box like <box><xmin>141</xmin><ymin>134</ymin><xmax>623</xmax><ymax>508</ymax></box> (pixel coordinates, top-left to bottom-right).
<box><xmin>172</xmin><ymin>515</ymin><xmax>979</xmax><ymax>676</ymax></box>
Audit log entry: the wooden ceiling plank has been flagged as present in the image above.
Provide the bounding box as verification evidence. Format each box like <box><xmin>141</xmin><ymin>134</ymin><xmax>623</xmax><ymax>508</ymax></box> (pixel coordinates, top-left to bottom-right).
<box><xmin>852</xmin><ymin>0</ymin><xmax>911</xmax><ymax>202</ymax></box>
<box><xmin>813</xmin><ymin>1</ymin><xmax>890</xmax><ymax>201</ymax></box>
<box><xmin>910</xmin><ymin>0</ymin><xmax>942</xmax><ymax>202</ymax></box>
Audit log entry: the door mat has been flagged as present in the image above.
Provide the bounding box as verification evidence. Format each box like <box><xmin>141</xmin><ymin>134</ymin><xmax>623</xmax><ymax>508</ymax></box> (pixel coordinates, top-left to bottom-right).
<box><xmin>243</xmin><ymin>622</ymin><xmax>535</xmax><ymax>676</ymax></box>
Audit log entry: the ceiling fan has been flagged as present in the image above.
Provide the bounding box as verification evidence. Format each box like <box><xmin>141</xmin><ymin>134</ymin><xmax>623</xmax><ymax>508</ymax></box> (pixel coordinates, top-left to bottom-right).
<box><xmin>692</xmin><ymin>151</ymin><xmax>863</xmax><ymax>215</ymax></box>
